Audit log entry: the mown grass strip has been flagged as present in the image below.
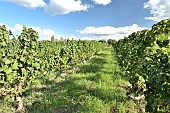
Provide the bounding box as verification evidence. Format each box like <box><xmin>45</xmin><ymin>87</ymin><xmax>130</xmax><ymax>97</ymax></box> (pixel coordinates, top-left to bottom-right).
<box><xmin>24</xmin><ymin>47</ymin><xmax>144</xmax><ymax>113</ymax></box>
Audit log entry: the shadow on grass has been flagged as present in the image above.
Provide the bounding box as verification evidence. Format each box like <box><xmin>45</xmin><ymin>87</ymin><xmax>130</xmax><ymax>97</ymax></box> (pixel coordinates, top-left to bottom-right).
<box><xmin>25</xmin><ymin>51</ymin><xmax>129</xmax><ymax>113</ymax></box>
<box><xmin>26</xmin><ymin>77</ymin><xmax>120</xmax><ymax>113</ymax></box>
<box><xmin>76</xmin><ymin>57</ymin><xmax>107</xmax><ymax>74</ymax></box>
<box><xmin>25</xmin><ymin>56</ymin><xmax>112</xmax><ymax>113</ymax></box>
<box><xmin>25</xmin><ymin>76</ymin><xmax>91</xmax><ymax>112</ymax></box>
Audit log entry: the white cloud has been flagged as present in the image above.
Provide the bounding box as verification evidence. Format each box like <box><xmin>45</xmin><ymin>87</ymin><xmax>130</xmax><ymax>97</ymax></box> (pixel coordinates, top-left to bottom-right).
<box><xmin>11</xmin><ymin>24</ymin><xmax>23</xmax><ymax>32</ymax></box>
<box><xmin>0</xmin><ymin>23</ymin><xmax>58</xmax><ymax>40</ymax></box>
<box><xmin>6</xmin><ymin>0</ymin><xmax>46</xmax><ymax>8</ymax></box>
<box><xmin>77</xmin><ymin>24</ymin><xmax>149</xmax><ymax>40</ymax></box>
<box><xmin>44</xmin><ymin>0</ymin><xmax>89</xmax><ymax>15</ymax></box>
<box><xmin>0</xmin><ymin>23</ymin><xmax>90</xmax><ymax>40</ymax></box>
<box><xmin>0</xmin><ymin>23</ymin><xmax>149</xmax><ymax>41</ymax></box>
<box><xmin>30</xmin><ymin>26</ymin><xmax>58</xmax><ymax>40</ymax></box>
<box><xmin>93</xmin><ymin>0</ymin><xmax>111</xmax><ymax>5</ymax></box>
<box><xmin>2</xmin><ymin>0</ymin><xmax>89</xmax><ymax>14</ymax></box>
<box><xmin>144</xmin><ymin>0</ymin><xmax>170</xmax><ymax>21</ymax></box>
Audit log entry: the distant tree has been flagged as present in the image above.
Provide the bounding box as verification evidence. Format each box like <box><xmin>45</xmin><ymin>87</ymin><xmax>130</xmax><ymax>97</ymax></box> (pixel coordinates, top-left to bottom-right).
<box><xmin>107</xmin><ymin>39</ymin><xmax>112</xmax><ymax>45</ymax></box>
<box><xmin>51</xmin><ymin>35</ymin><xmax>55</xmax><ymax>42</ymax></box>
<box><xmin>107</xmin><ymin>39</ymin><xmax>117</xmax><ymax>45</ymax></box>
<box><xmin>99</xmin><ymin>40</ymin><xmax>106</xmax><ymax>43</ymax></box>
<box><xmin>60</xmin><ymin>36</ymin><xmax>64</xmax><ymax>41</ymax></box>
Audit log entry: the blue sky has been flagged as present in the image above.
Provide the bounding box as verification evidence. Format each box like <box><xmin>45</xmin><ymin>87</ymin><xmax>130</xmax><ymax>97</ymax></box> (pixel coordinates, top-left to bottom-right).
<box><xmin>0</xmin><ymin>0</ymin><xmax>170</xmax><ymax>40</ymax></box>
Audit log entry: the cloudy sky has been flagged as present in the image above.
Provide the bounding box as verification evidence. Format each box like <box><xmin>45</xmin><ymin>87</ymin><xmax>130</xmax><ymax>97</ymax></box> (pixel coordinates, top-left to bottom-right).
<box><xmin>0</xmin><ymin>0</ymin><xmax>170</xmax><ymax>40</ymax></box>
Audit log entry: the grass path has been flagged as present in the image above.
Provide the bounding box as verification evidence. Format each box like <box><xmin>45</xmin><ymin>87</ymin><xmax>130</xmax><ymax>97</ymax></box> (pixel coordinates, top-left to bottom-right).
<box><xmin>25</xmin><ymin>47</ymin><xmax>142</xmax><ymax>113</ymax></box>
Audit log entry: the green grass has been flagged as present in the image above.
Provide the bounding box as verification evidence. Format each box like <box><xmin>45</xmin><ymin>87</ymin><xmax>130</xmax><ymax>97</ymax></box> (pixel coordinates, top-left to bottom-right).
<box><xmin>1</xmin><ymin>47</ymin><xmax>145</xmax><ymax>113</ymax></box>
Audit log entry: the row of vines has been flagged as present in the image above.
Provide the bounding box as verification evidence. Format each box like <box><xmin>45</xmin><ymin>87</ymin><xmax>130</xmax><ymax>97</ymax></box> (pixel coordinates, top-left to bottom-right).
<box><xmin>0</xmin><ymin>25</ymin><xmax>106</xmax><ymax>110</ymax></box>
<box><xmin>111</xmin><ymin>19</ymin><xmax>170</xmax><ymax>112</ymax></box>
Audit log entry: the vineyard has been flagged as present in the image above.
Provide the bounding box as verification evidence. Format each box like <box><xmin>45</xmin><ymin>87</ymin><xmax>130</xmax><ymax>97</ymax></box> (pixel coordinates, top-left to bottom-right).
<box><xmin>0</xmin><ymin>19</ymin><xmax>170</xmax><ymax>113</ymax></box>
<box><xmin>111</xmin><ymin>19</ymin><xmax>170</xmax><ymax>112</ymax></box>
